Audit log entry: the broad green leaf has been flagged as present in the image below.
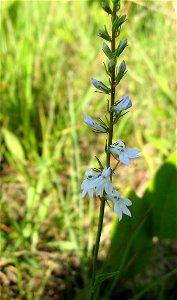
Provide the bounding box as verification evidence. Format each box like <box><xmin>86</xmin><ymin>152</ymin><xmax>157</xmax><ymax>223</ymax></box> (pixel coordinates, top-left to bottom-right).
<box><xmin>2</xmin><ymin>128</ymin><xmax>25</xmax><ymax>163</ymax></box>
<box><xmin>143</xmin><ymin>151</ymin><xmax>177</xmax><ymax>239</ymax></box>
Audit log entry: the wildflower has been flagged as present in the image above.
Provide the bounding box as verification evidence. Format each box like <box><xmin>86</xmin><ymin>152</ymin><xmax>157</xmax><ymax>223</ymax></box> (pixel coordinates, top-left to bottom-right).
<box><xmin>84</xmin><ymin>115</ymin><xmax>108</xmax><ymax>133</ymax></box>
<box><xmin>91</xmin><ymin>77</ymin><xmax>111</xmax><ymax>94</ymax></box>
<box><xmin>110</xmin><ymin>96</ymin><xmax>132</xmax><ymax>114</ymax></box>
<box><xmin>89</xmin><ymin>166</ymin><xmax>113</xmax><ymax>196</ymax></box>
<box><xmin>81</xmin><ymin>168</ymin><xmax>101</xmax><ymax>198</ymax></box>
<box><xmin>110</xmin><ymin>139</ymin><xmax>141</xmax><ymax>166</ymax></box>
<box><xmin>106</xmin><ymin>188</ymin><xmax>132</xmax><ymax>221</ymax></box>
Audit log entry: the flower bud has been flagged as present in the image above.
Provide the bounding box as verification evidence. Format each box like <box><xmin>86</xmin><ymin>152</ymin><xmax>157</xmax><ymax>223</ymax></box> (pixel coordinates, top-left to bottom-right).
<box><xmin>102</xmin><ymin>42</ymin><xmax>113</xmax><ymax>59</ymax></box>
<box><xmin>111</xmin><ymin>96</ymin><xmax>132</xmax><ymax>114</ymax></box>
<box><xmin>98</xmin><ymin>29</ymin><xmax>111</xmax><ymax>42</ymax></box>
<box><xmin>101</xmin><ymin>2</ymin><xmax>112</xmax><ymax>14</ymax></box>
<box><xmin>108</xmin><ymin>60</ymin><xmax>116</xmax><ymax>74</ymax></box>
<box><xmin>116</xmin><ymin>60</ymin><xmax>126</xmax><ymax>84</ymax></box>
<box><xmin>114</xmin><ymin>38</ymin><xmax>127</xmax><ymax>58</ymax></box>
<box><xmin>91</xmin><ymin>77</ymin><xmax>111</xmax><ymax>94</ymax></box>
<box><xmin>112</xmin><ymin>0</ymin><xmax>120</xmax><ymax>11</ymax></box>
<box><xmin>84</xmin><ymin>115</ymin><xmax>108</xmax><ymax>133</ymax></box>
<box><xmin>112</xmin><ymin>15</ymin><xmax>127</xmax><ymax>32</ymax></box>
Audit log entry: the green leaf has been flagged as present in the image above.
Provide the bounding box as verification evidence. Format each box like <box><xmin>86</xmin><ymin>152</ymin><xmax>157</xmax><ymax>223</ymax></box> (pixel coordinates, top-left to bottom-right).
<box><xmin>143</xmin><ymin>151</ymin><xmax>177</xmax><ymax>239</ymax></box>
<box><xmin>95</xmin><ymin>156</ymin><xmax>103</xmax><ymax>169</ymax></box>
<box><xmin>2</xmin><ymin>128</ymin><xmax>25</xmax><ymax>163</ymax></box>
<box><xmin>93</xmin><ymin>271</ymin><xmax>120</xmax><ymax>289</ymax></box>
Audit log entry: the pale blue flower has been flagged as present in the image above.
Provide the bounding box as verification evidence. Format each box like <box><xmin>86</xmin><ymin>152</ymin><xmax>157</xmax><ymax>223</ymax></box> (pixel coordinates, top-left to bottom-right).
<box><xmin>110</xmin><ymin>139</ymin><xmax>141</xmax><ymax>166</ymax></box>
<box><xmin>81</xmin><ymin>168</ymin><xmax>101</xmax><ymax>198</ymax></box>
<box><xmin>89</xmin><ymin>166</ymin><xmax>113</xmax><ymax>196</ymax></box>
<box><xmin>111</xmin><ymin>96</ymin><xmax>132</xmax><ymax>114</ymax></box>
<box><xmin>106</xmin><ymin>188</ymin><xmax>132</xmax><ymax>221</ymax></box>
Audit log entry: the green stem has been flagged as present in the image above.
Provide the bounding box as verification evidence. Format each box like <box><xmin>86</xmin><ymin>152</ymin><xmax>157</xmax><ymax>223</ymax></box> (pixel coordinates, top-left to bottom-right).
<box><xmin>90</xmin><ymin>199</ymin><xmax>105</xmax><ymax>297</ymax></box>
<box><xmin>90</xmin><ymin>3</ymin><xmax>117</xmax><ymax>299</ymax></box>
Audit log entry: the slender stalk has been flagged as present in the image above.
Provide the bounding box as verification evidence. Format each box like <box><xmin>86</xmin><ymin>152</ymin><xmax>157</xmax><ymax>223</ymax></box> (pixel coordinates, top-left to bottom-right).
<box><xmin>90</xmin><ymin>3</ymin><xmax>118</xmax><ymax>299</ymax></box>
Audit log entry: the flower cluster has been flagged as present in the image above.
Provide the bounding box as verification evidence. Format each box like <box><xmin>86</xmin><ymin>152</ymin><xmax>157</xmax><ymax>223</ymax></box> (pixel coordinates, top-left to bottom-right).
<box><xmin>81</xmin><ymin>137</ymin><xmax>140</xmax><ymax>220</ymax></box>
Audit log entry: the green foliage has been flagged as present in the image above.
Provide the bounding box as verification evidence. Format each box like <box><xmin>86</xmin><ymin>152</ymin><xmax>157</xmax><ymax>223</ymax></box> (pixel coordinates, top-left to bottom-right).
<box><xmin>93</xmin><ymin>271</ymin><xmax>120</xmax><ymax>290</ymax></box>
<box><xmin>103</xmin><ymin>152</ymin><xmax>177</xmax><ymax>298</ymax></box>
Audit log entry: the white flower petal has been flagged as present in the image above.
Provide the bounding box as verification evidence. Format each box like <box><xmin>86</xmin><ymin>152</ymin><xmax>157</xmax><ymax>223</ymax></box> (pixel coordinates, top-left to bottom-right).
<box><xmin>110</xmin><ymin>146</ymin><xmax>120</xmax><ymax>155</ymax></box>
<box><xmin>114</xmin><ymin>202</ymin><xmax>122</xmax><ymax>221</ymax></box>
<box><xmin>123</xmin><ymin>198</ymin><xmax>132</xmax><ymax>206</ymax></box>
<box><xmin>89</xmin><ymin>177</ymin><xmax>100</xmax><ymax>189</ymax></box>
<box><xmin>105</xmin><ymin>182</ymin><xmax>113</xmax><ymax>195</ymax></box>
<box><xmin>81</xmin><ymin>179</ymin><xmax>88</xmax><ymax>189</ymax></box>
<box><xmin>96</xmin><ymin>182</ymin><xmax>104</xmax><ymax>196</ymax></box>
<box><xmin>85</xmin><ymin>168</ymin><xmax>93</xmax><ymax>177</ymax></box>
<box><xmin>88</xmin><ymin>188</ymin><xmax>94</xmax><ymax>198</ymax></box>
<box><xmin>119</xmin><ymin>153</ymin><xmax>130</xmax><ymax>166</ymax></box>
<box><xmin>116</xmin><ymin>139</ymin><xmax>125</xmax><ymax>148</ymax></box>
<box><xmin>102</xmin><ymin>166</ymin><xmax>111</xmax><ymax>177</ymax></box>
<box><xmin>82</xmin><ymin>189</ymin><xmax>87</xmax><ymax>198</ymax></box>
<box><xmin>122</xmin><ymin>206</ymin><xmax>132</xmax><ymax>217</ymax></box>
<box><xmin>125</xmin><ymin>148</ymin><xmax>141</xmax><ymax>158</ymax></box>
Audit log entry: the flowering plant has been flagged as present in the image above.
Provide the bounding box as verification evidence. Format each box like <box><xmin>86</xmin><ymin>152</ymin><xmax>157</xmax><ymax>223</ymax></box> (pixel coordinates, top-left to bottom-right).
<box><xmin>81</xmin><ymin>0</ymin><xmax>141</xmax><ymax>297</ymax></box>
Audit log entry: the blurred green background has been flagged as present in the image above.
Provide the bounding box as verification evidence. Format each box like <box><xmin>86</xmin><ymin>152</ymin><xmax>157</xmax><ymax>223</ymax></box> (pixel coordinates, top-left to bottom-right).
<box><xmin>0</xmin><ymin>0</ymin><xmax>176</xmax><ymax>299</ymax></box>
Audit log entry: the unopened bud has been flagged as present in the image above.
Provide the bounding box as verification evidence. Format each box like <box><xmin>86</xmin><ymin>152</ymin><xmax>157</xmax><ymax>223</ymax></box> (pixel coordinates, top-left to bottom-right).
<box><xmin>116</xmin><ymin>60</ymin><xmax>126</xmax><ymax>84</ymax></box>
<box><xmin>114</xmin><ymin>39</ymin><xmax>127</xmax><ymax>57</ymax></box>
<box><xmin>108</xmin><ymin>60</ymin><xmax>116</xmax><ymax>74</ymax></box>
<box><xmin>101</xmin><ymin>2</ymin><xmax>112</xmax><ymax>14</ymax></box>
<box><xmin>98</xmin><ymin>29</ymin><xmax>111</xmax><ymax>42</ymax></box>
<box><xmin>112</xmin><ymin>15</ymin><xmax>127</xmax><ymax>32</ymax></box>
<box><xmin>91</xmin><ymin>77</ymin><xmax>111</xmax><ymax>94</ymax></box>
<box><xmin>102</xmin><ymin>42</ymin><xmax>113</xmax><ymax>59</ymax></box>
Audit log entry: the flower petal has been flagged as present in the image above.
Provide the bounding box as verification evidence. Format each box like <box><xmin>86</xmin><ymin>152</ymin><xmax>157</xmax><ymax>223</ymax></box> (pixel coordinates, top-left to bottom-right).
<box><xmin>110</xmin><ymin>146</ymin><xmax>120</xmax><ymax>155</ymax></box>
<box><xmin>105</xmin><ymin>182</ymin><xmax>113</xmax><ymax>195</ymax></box>
<box><xmin>119</xmin><ymin>153</ymin><xmax>130</xmax><ymax>166</ymax></box>
<box><xmin>125</xmin><ymin>148</ymin><xmax>141</xmax><ymax>158</ymax></box>
<box><xmin>82</xmin><ymin>189</ymin><xmax>87</xmax><ymax>198</ymax></box>
<box><xmin>102</xmin><ymin>166</ymin><xmax>111</xmax><ymax>177</ymax></box>
<box><xmin>116</xmin><ymin>139</ymin><xmax>125</xmax><ymax>148</ymax></box>
<box><xmin>85</xmin><ymin>168</ymin><xmax>93</xmax><ymax>177</ymax></box>
<box><xmin>122</xmin><ymin>205</ymin><xmax>132</xmax><ymax>217</ymax></box>
<box><xmin>114</xmin><ymin>202</ymin><xmax>122</xmax><ymax>221</ymax></box>
<box><xmin>123</xmin><ymin>198</ymin><xmax>132</xmax><ymax>206</ymax></box>
<box><xmin>96</xmin><ymin>181</ymin><xmax>104</xmax><ymax>196</ymax></box>
<box><xmin>88</xmin><ymin>188</ymin><xmax>94</xmax><ymax>198</ymax></box>
<box><xmin>84</xmin><ymin>115</ymin><xmax>107</xmax><ymax>132</ymax></box>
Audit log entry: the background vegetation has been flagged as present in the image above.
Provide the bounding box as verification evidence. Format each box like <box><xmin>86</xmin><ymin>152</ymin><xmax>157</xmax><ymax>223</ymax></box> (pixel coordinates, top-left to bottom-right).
<box><xmin>0</xmin><ymin>0</ymin><xmax>176</xmax><ymax>299</ymax></box>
